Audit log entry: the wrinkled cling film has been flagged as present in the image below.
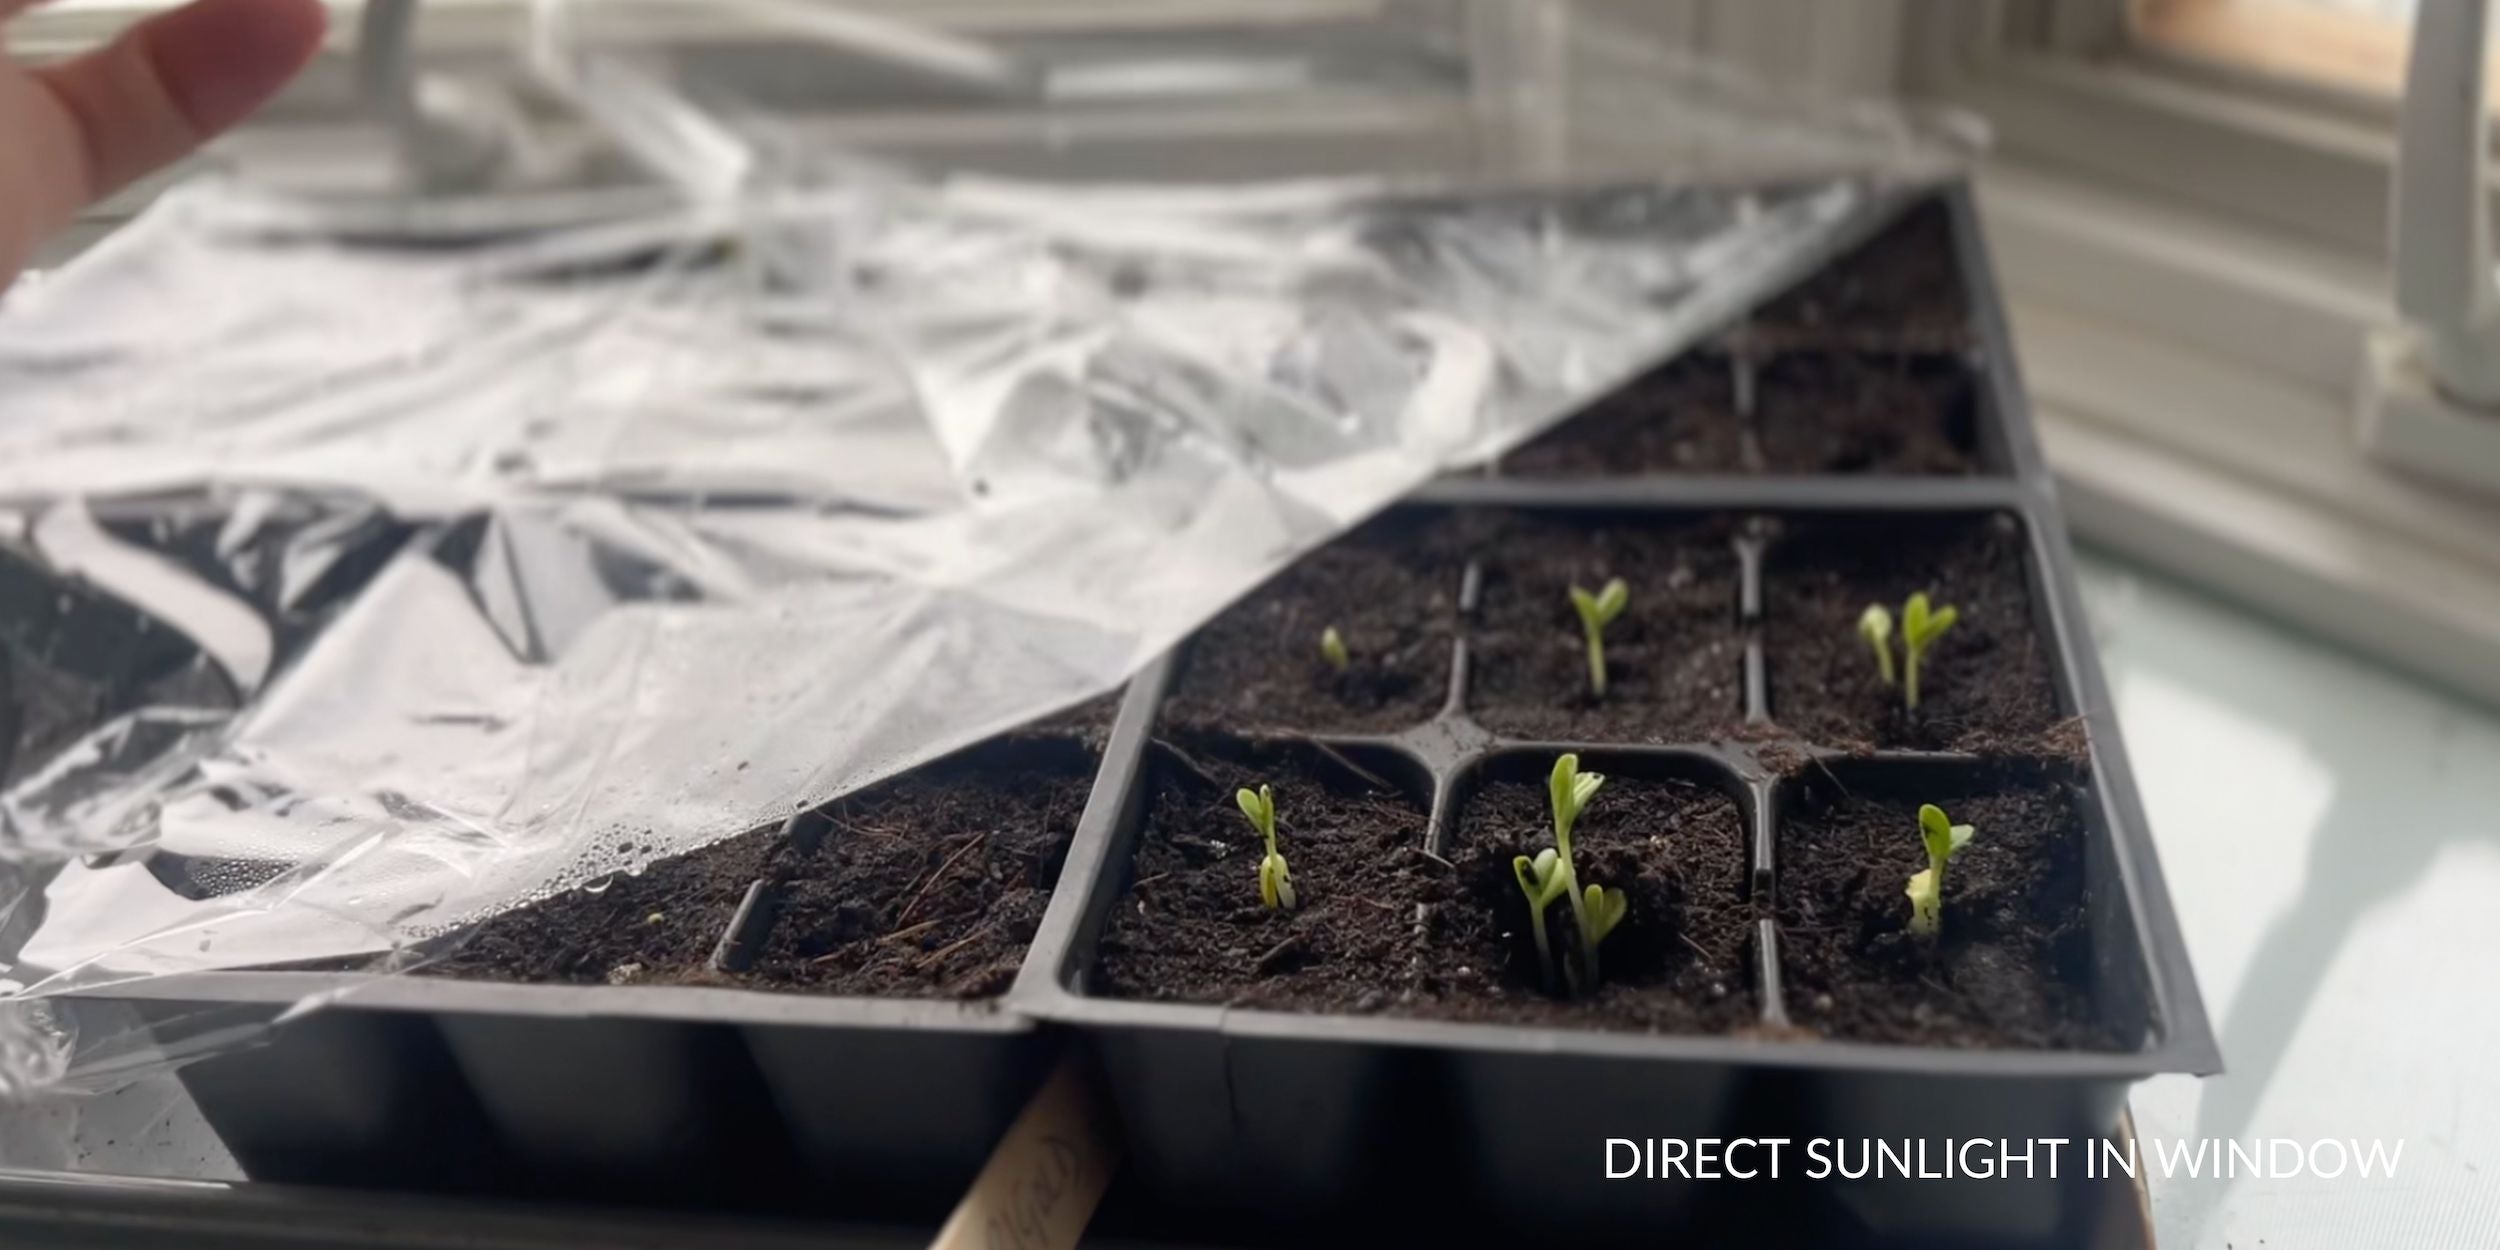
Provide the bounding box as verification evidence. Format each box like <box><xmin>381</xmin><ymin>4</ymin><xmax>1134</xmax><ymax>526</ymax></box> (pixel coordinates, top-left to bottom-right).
<box><xmin>0</xmin><ymin>2</ymin><xmax>1976</xmax><ymax>1110</ymax></box>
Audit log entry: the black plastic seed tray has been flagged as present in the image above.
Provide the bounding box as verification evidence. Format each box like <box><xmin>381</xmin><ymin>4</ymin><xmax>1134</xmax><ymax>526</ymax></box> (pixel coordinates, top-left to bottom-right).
<box><xmin>0</xmin><ymin>1156</ymin><xmax>2160</xmax><ymax>1248</ymax></box>
<box><xmin>1021</xmin><ymin>184</ymin><xmax>2216</xmax><ymax>1248</ymax></box>
<box><xmin>57</xmin><ymin>733</ymin><xmax>1133</xmax><ymax>1220</ymax></box>
<box><xmin>44</xmin><ymin>182</ymin><xmax>2214</xmax><ymax>1246</ymax></box>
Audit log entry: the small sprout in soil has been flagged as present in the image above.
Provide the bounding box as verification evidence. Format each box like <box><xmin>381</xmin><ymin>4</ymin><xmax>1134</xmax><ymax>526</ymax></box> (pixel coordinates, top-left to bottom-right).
<box><xmin>1512</xmin><ymin>753</ymin><xmax>1628</xmax><ymax>996</ymax></box>
<box><xmin>1319</xmin><ymin>625</ymin><xmax>1351</xmax><ymax>673</ymax></box>
<box><xmin>1858</xmin><ymin>592</ymin><xmax>1960</xmax><ymax>710</ymax></box>
<box><xmin>644</xmin><ymin>912</ymin><xmax>665</xmax><ymax>926</ymax></box>
<box><xmin>1901</xmin><ymin>592</ymin><xmax>1959</xmax><ymax>711</ymax></box>
<box><xmin>1904</xmin><ymin>802</ymin><xmax>1975</xmax><ymax>938</ymax></box>
<box><xmin>1857</xmin><ymin>603</ymin><xmax>1897</xmax><ymax>686</ymax></box>
<box><xmin>1568</xmin><ymin>578</ymin><xmax>1631</xmax><ymax>698</ymax></box>
<box><xmin>1235</xmin><ymin>784</ymin><xmax>1296</xmax><ymax>910</ymax></box>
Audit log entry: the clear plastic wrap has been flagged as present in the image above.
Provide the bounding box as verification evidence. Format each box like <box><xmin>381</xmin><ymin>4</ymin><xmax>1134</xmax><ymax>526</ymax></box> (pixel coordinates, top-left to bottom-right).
<box><xmin>0</xmin><ymin>0</ymin><xmax>1975</xmax><ymax>1099</ymax></box>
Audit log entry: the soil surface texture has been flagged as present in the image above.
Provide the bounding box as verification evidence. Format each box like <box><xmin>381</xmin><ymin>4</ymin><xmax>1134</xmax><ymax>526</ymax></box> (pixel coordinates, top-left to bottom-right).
<box><xmin>1019</xmin><ymin>687</ymin><xmax>1127</xmax><ymax>747</ymax></box>
<box><xmin>1438</xmin><ymin>766</ymin><xmax>1754</xmax><ymax>1032</ymax></box>
<box><xmin>746</xmin><ymin>741</ymin><xmax>1096</xmax><ymax>998</ymax></box>
<box><xmin>1747</xmin><ymin>202</ymin><xmax>1972</xmax><ymax>352</ymax></box>
<box><xmin>1096</xmin><ymin>741</ymin><xmax>1756</xmax><ymax>1034</ymax></box>
<box><xmin>1467</xmin><ymin>512</ymin><xmax>1744</xmax><ymax>743</ymax></box>
<box><xmin>435</xmin><ymin>738</ymin><xmax>1097</xmax><ymax>997</ymax></box>
<box><xmin>1775</xmin><ymin>770</ymin><xmax>2112</xmax><ymax>1049</ymax></box>
<box><xmin>1503</xmin><ymin>356</ymin><xmax>1745</xmax><ymax>476</ymax></box>
<box><xmin>1756</xmin><ymin>352</ymin><xmax>1982</xmax><ymax>476</ymax></box>
<box><xmin>1502</xmin><ymin>350</ymin><xmax>1985</xmax><ymax>479</ymax></box>
<box><xmin>1093</xmin><ymin>740</ymin><xmax>1436</xmax><ymax>1012</ymax></box>
<box><xmin>1166</xmin><ymin>513</ymin><xmax>1462</xmax><ymax>737</ymax></box>
<box><xmin>427</xmin><ymin>825</ymin><xmax>801</xmax><ymax>986</ymax></box>
<box><xmin>1763</xmin><ymin>514</ymin><xmax>2062</xmax><ymax>753</ymax></box>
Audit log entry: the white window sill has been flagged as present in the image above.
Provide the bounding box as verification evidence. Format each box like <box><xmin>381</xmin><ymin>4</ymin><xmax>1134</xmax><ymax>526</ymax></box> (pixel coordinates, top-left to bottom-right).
<box><xmin>1976</xmin><ymin>156</ymin><xmax>2500</xmax><ymax>707</ymax></box>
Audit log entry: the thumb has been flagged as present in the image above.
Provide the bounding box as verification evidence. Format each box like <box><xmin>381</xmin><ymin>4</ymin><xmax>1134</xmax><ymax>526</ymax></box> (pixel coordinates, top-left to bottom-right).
<box><xmin>31</xmin><ymin>0</ymin><xmax>327</xmax><ymax>210</ymax></box>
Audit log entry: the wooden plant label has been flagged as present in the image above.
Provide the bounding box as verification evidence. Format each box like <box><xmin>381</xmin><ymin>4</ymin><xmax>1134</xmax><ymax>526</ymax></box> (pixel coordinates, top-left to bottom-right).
<box><xmin>929</xmin><ymin>1054</ymin><xmax>1121</xmax><ymax>1250</ymax></box>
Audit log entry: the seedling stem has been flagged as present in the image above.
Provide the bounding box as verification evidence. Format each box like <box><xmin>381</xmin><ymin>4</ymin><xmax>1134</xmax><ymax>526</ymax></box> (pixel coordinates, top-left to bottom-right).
<box><xmin>1904</xmin><ymin>802</ymin><xmax>1975</xmax><ymax>937</ymax></box>
<box><xmin>1319</xmin><ymin>626</ymin><xmax>1350</xmax><ymax>673</ymax></box>
<box><xmin>1512</xmin><ymin>754</ymin><xmax>1628</xmax><ymax>995</ymax></box>
<box><xmin>1569</xmin><ymin>578</ymin><xmax>1631</xmax><ymax>698</ymax></box>
<box><xmin>1235</xmin><ymin>784</ymin><xmax>1296</xmax><ymax>910</ymax></box>
<box><xmin>1858</xmin><ymin>604</ymin><xmax>1896</xmax><ymax>686</ymax></box>
<box><xmin>1901</xmin><ymin>592</ymin><xmax>1959</xmax><ymax>711</ymax></box>
<box><xmin>1858</xmin><ymin>592</ymin><xmax>1960</xmax><ymax>711</ymax></box>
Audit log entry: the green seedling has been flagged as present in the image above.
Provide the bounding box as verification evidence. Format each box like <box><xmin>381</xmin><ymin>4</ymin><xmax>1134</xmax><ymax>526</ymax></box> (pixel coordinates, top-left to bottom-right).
<box><xmin>1319</xmin><ymin>626</ymin><xmax>1350</xmax><ymax>674</ymax></box>
<box><xmin>1235</xmin><ymin>784</ymin><xmax>1296</xmax><ymax>910</ymax></box>
<box><xmin>1904</xmin><ymin>802</ymin><xmax>1975</xmax><ymax>938</ymax></box>
<box><xmin>1900</xmin><ymin>592</ymin><xmax>1959</xmax><ymax>711</ymax></box>
<box><xmin>1857</xmin><ymin>592</ymin><xmax>1960</xmax><ymax>710</ymax></box>
<box><xmin>1511</xmin><ymin>753</ymin><xmax>1629</xmax><ymax>995</ymax></box>
<box><xmin>1858</xmin><ymin>604</ymin><xmax>1897</xmax><ymax>686</ymax></box>
<box><xmin>1568</xmin><ymin>578</ymin><xmax>1631</xmax><ymax>698</ymax></box>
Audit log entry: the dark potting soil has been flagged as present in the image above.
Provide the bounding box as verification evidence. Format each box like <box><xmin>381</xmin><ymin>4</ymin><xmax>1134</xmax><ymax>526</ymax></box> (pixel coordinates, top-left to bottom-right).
<box><xmin>1436</xmin><ymin>770</ymin><xmax>1754</xmax><ymax>1033</ymax></box>
<box><xmin>1499</xmin><ymin>351</ymin><xmax>1987</xmax><ymax>480</ymax></box>
<box><xmin>1020</xmin><ymin>687</ymin><xmax>1127</xmax><ymax>747</ymax></box>
<box><xmin>1466</xmin><ymin>513</ymin><xmax>1744</xmax><ymax>742</ymax></box>
<box><xmin>1756</xmin><ymin>353</ymin><xmax>1983</xmax><ymax>476</ymax></box>
<box><xmin>426</xmin><ymin>824</ymin><xmax>802</xmax><ymax>986</ymax></box>
<box><xmin>1747</xmin><ymin>202</ymin><xmax>1972</xmax><ymax>352</ymax></box>
<box><xmin>1502</xmin><ymin>356</ymin><xmax>1745</xmax><ymax>476</ymax></box>
<box><xmin>1763</xmin><ymin>514</ymin><xmax>2063</xmax><ymax>753</ymax></box>
<box><xmin>1092</xmin><ymin>741</ymin><xmax>1437</xmax><ymax>1013</ymax></box>
<box><xmin>432</xmin><ymin>736</ymin><xmax>1098</xmax><ymax>993</ymax></box>
<box><xmin>1775</xmin><ymin>771</ymin><xmax>2111</xmax><ymax>1049</ymax></box>
<box><xmin>1165</xmin><ymin>514</ymin><xmax>1461</xmax><ymax>736</ymax></box>
<box><xmin>744</xmin><ymin>742</ymin><xmax>1096</xmax><ymax>999</ymax></box>
<box><xmin>1093</xmin><ymin>742</ymin><xmax>1755</xmax><ymax>1033</ymax></box>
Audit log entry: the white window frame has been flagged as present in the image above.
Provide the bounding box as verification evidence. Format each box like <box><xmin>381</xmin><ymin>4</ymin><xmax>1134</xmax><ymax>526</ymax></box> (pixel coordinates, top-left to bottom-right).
<box><xmin>1899</xmin><ymin>0</ymin><xmax>2500</xmax><ymax>708</ymax></box>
